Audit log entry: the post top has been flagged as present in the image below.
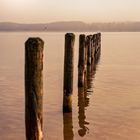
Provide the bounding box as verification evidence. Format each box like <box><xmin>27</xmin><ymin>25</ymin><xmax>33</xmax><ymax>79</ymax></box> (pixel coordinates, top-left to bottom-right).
<box><xmin>65</xmin><ymin>33</ymin><xmax>75</xmax><ymax>37</ymax></box>
<box><xmin>25</xmin><ymin>37</ymin><xmax>44</xmax><ymax>46</ymax></box>
<box><xmin>79</xmin><ymin>34</ymin><xmax>86</xmax><ymax>38</ymax></box>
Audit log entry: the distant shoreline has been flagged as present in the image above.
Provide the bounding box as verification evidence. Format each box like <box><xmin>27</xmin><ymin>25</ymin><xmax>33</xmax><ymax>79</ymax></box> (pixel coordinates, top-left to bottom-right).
<box><xmin>0</xmin><ymin>30</ymin><xmax>140</xmax><ymax>32</ymax></box>
<box><xmin>1</xmin><ymin>30</ymin><xmax>140</xmax><ymax>33</ymax></box>
<box><xmin>0</xmin><ymin>21</ymin><xmax>140</xmax><ymax>32</ymax></box>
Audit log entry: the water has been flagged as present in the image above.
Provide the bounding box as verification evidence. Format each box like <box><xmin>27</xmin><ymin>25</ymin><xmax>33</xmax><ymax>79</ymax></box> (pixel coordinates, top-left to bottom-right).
<box><xmin>0</xmin><ymin>32</ymin><xmax>140</xmax><ymax>140</ymax></box>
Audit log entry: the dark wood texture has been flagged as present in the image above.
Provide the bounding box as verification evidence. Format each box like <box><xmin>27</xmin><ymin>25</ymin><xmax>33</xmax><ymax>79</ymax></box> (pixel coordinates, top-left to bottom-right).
<box><xmin>25</xmin><ymin>37</ymin><xmax>44</xmax><ymax>140</ymax></box>
<box><xmin>78</xmin><ymin>34</ymin><xmax>86</xmax><ymax>87</ymax></box>
<box><xmin>63</xmin><ymin>33</ymin><xmax>75</xmax><ymax>112</ymax></box>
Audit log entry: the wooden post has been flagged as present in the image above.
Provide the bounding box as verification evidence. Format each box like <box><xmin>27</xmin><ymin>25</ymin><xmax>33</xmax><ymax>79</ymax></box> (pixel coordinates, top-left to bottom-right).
<box><xmin>96</xmin><ymin>33</ymin><xmax>101</xmax><ymax>62</ymax></box>
<box><xmin>84</xmin><ymin>35</ymin><xmax>88</xmax><ymax>91</ymax></box>
<box><xmin>91</xmin><ymin>35</ymin><xmax>95</xmax><ymax>62</ymax></box>
<box><xmin>25</xmin><ymin>38</ymin><xmax>44</xmax><ymax>140</ymax></box>
<box><xmin>91</xmin><ymin>34</ymin><xmax>96</xmax><ymax>71</ymax></box>
<box><xmin>84</xmin><ymin>36</ymin><xmax>87</xmax><ymax>67</ymax></box>
<box><xmin>98</xmin><ymin>33</ymin><xmax>101</xmax><ymax>49</ymax></box>
<box><xmin>63</xmin><ymin>33</ymin><xmax>75</xmax><ymax>113</ymax></box>
<box><xmin>86</xmin><ymin>35</ymin><xmax>92</xmax><ymax>65</ymax></box>
<box><xmin>78</xmin><ymin>34</ymin><xmax>86</xmax><ymax>87</ymax></box>
<box><xmin>94</xmin><ymin>34</ymin><xmax>98</xmax><ymax>62</ymax></box>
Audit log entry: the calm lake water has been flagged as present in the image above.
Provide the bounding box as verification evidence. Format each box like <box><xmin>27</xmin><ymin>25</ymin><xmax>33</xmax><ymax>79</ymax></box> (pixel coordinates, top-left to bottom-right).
<box><xmin>0</xmin><ymin>32</ymin><xmax>140</xmax><ymax>140</ymax></box>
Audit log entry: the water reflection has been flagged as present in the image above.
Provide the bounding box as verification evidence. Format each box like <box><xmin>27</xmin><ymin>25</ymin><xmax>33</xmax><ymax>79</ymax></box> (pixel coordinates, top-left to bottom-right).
<box><xmin>63</xmin><ymin>112</ymin><xmax>74</xmax><ymax>140</ymax></box>
<box><xmin>78</xmin><ymin>87</ymin><xmax>89</xmax><ymax>137</ymax></box>
<box><xmin>78</xmin><ymin>54</ymin><xmax>100</xmax><ymax>137</ymax></box>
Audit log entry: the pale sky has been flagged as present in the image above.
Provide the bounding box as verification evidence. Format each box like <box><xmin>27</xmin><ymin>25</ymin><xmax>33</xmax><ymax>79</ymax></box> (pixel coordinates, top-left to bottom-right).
<box><xmin>0</xmin><ymin>0</ymin><xmax>140</xmax><ymax>23</ymax></box>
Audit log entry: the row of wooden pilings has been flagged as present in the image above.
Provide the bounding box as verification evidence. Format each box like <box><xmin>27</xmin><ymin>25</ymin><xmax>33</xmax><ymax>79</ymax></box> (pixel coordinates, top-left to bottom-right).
<box><xmin>25</xmin><ymin>32</ymin><xmax>101</xmax><ymax>140</ymax></box>
<box><xmin>63</xmin><ymin>33</ymin><xmax>101</xmax><ymax>113</ymax></box>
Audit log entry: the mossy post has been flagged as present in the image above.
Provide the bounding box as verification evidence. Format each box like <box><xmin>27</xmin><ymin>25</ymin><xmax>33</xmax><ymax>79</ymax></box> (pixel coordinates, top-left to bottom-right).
<box><xmin>63</xmin><ymin>33</ymin><xmax>75</xmax><ymax>113</ymax></box>
<box><xmin>78</xmin><ymin>34</ymin><xmax>86</xmax><ymax>87</ymax></box>
<box><xmin>25</xmin><ymin>38</ymin><xmax>44</xmax><ymax>140</ymax></box>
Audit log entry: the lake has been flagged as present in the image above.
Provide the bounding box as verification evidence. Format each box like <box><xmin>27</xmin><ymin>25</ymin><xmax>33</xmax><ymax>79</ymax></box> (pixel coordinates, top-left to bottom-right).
<box><xmin>0</xmin><ymin>32</ymin><xmax>140</xmax><ymax>140</ymax></box>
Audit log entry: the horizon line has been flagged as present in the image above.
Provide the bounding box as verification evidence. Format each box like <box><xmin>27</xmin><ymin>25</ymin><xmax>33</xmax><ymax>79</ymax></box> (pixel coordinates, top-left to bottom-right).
<box><xmin>0</xmin><ymin>20</ymin><xmax>140</xmax><ymax>24</ymax></box>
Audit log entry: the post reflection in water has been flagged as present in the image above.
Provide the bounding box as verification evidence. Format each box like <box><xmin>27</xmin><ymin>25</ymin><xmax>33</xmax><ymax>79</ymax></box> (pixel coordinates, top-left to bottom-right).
<box><xmin>78</xmin><ymin>53</ymin><xmax>100</xmax><ymax>137</ymax></box>
<box><xmin>78</xmin><ymin>87</ymin><xmax>89</xmax><ymax>137</ymax></box>
<box><xmin>63</xmin><ymin>112</ymin><xmax>74</xmax><ymax>140</ymax></box>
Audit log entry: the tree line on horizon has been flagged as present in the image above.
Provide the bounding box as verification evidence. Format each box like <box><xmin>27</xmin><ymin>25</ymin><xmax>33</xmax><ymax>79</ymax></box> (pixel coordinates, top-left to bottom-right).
<box><xmin>0</xmin><ymin>21</ymin><xmax>140</xmax><ymax>32</ymax></box>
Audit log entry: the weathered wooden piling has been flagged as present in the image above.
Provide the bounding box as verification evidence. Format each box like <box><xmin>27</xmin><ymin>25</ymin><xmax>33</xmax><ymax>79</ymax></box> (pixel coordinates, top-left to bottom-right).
<box><xmin>95</xmin><ymin>33</ymin><xmax>101</xmax><ymax>62</ymax></box>
<box><xmin>78</xmin><ymin>34</ymin><xmax>86</xmax><ymax>87</ymax></box>
<box><xmin>86</xmin><ymin>35</ymin><xmax>92</xmax><ymax>65</ymax></box>
<box><xmin>63</xmin><ymin>33</ymin><xmax>75</xmax><ymax>113</ymax></box>
<box><xmin>84</xmin><ymin>36</ymin><xmax>87</xmax><ymax>69</ymax></box>
<box><xmin>91</xmin><ymin>35</ymin><xmax>94</xmax><ymax>61</ymax></box>
<box><xmin>25</xmin><ymin>38</ymin><xmax>44</xmax><ymax>140</ymax></box>
<box><xmin>98</xmin><ymin>33</ymin><xmax>101</xmax><ymax>48</ymax></box>
<box><xmin>94</xmin><ymin>34</ymin><xmax>98</xmax><ymax>62</ymax></box>
<box><xmin>90</xmin><ymin>35</ymin><xmax>95</xmax><ymax>72</ymax></box>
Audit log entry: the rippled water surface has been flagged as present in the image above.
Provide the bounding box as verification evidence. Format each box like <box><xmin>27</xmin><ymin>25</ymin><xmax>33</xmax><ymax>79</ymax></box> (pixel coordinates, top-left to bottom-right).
<box><xmin>0</xmin><ymin>32</ymin><xmax>140</xmax><ymax>140</ymax></box>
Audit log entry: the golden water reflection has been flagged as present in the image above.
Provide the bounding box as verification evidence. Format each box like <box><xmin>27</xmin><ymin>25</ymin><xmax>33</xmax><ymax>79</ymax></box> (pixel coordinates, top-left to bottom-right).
<box><xmin>78</xmin><ymin>87</ymin><xmax>89</xmax><ymax>137</ymax></box>
<box><xmin>63</xmin><ymin>112</ymin><xmax>74</xmax><ymax>140</ymax></box>
<box><xmin>78</xmin><ymin>55</ymin><xmax>100</xmax><ymax>137</ymax></box>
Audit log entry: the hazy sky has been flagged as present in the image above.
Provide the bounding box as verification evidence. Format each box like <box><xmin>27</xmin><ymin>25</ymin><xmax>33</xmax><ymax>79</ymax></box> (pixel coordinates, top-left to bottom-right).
<box><xmin>0</xmin><ymin>0</ymin><xmax>140</xmax><ymax>23</ymax></box>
